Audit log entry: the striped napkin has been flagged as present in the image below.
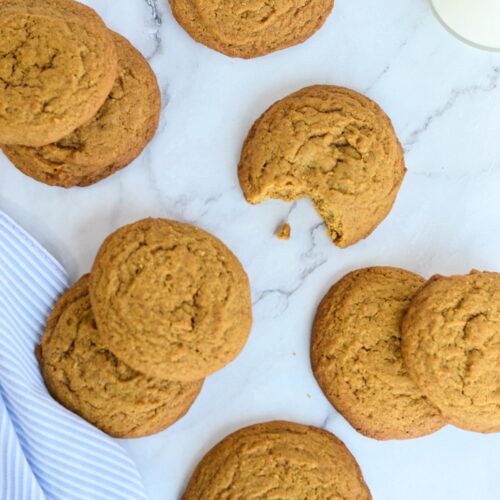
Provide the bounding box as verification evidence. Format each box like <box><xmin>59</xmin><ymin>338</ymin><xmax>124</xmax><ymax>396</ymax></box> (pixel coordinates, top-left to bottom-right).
<box><xmin>0</xmin><ymin>211</ymin><xmax>147</xmax><ymax>500</ymax></box>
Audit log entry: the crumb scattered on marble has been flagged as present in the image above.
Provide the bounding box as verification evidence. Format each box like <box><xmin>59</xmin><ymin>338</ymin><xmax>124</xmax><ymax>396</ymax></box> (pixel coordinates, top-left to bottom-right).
<box><xmin>276</xmin><ymin>223</ymin><xmax>291</xmax><ymax>240</ymax></box>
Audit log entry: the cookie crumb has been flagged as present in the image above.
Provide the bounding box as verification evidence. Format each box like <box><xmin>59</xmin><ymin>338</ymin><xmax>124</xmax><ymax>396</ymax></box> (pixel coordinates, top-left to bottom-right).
<box><xmin>276</xmin><ymin>223</ymin><xmax>291</xmax><ymax>240</ymax></box>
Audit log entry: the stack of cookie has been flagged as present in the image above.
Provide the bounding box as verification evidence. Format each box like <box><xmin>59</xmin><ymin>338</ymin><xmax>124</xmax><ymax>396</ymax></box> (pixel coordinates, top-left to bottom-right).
<box><xmin>38</xmin><ymin>218</ymin><xmax>253</xmax><ymax>438</ymax></box>
<box><xmin>0</xmin><ymin>0</ymin><xmax>160</xmax><ymax>188</ymax></box>
<box><xmin>311</xmin><ymin>267</ymin><xmax>500</xmax><ymax>440</ymax></box>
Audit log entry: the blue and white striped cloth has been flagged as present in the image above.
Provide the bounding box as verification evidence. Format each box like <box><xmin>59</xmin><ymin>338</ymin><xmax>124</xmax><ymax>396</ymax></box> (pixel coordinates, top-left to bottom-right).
<box><xmin>0</xmin><ymin>211</ymin><xmax>147</xmax><ymax>500</ymax></box>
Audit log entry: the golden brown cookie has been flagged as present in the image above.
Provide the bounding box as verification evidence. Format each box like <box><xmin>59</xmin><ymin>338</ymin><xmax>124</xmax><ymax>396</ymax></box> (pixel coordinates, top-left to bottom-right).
<box><xmin>90</xmin><ymin>218</ymin><xmax>252</xmax><ymax>382</ymax></box>
<box><xmin>239</xmin><ymin>85</ymin><xmax>406</xmax><ymax>248</ymax></box>
<box><xmin>40</xmin><ymin>275</ymin><xmax>203</xmax><ymax>438</ymax></box>
<box><xmin>183</xmin><ymin>421</ymin><xmax>371</xmax><ymax>499</ymax></box>
<box><xmin>401</xmin><ymin>271</ymin><xmax>500</xmax><ymax>434</ymax></box>
<box><xmin>2</xmin><ymin>32</ymin><xmax>160</xmax><ymax>187</ymax></box>
<box><xmin>0</xmin><ymin>0</ymin><xmax>117</xmax><ymax>147</ymax></box>
<box><xmin>311</xmin><ymin>267</ymin><xmax>445</xmax><ymax>440</ymax></box>
<box><xmin>169</xmin><ymin>0</ymin><xmax>334</xmax><ymax>59</ymax></box>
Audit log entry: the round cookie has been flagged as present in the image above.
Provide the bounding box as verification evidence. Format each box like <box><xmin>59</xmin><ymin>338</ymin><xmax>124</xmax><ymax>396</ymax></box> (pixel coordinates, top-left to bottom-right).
<box><xmin>183</xmin><ymin>421</ymin><xmax>371</xmax><ymax>499</ymax></box>
<box><xmin>40</xmin><ymin>275</ymin><xmax>203</xmax><ymax>438</ymax></box>
<box><xmin>90</xmin><ymin>218</ymin><xmax>252</xmax><ymax>382</ymax></box>
<box><xmin>311</xmin><ymin>267</ymin><xmax>445</xmax><ymax>440</ymax></box>
<box><xmin>169</xmin><ymin>0</ymin><xmax>334</xmax><ymax>59</ymax></box>
<box><xmin>2</xmin><ymin>32</ymin><xmax>161</xmax><ymax>188</ymax></box>
<box><xmin>401</xmin><ymin>271</ymin><xmax>500</xmax><ymax>434</ymax></box>
<box><xmin>0</xmin><ymin>0</ymin><xmax>117</xmax><ymax>147</ymax></box>
<box><xmin>238</xmin><ymin>85</ymin><xmax>406</xmax><ymax>248</ymax></box>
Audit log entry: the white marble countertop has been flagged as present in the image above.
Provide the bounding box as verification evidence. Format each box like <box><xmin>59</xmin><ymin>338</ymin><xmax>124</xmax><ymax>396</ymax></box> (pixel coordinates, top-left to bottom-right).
<box><xmin>2</xmin><ymin>0</ymin><xmax>500</xmax><ymax>498</ymax></box>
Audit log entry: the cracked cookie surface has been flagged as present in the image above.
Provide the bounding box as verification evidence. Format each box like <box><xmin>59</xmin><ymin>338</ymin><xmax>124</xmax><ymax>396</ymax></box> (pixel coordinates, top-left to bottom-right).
<box><xmin>401</xmin><ymin>271</ymin><xmax>500</xmax><ymax>433</ymax></box>
<box><xmin>239</xmin><ymin>85</ymin><xmax>406</xmax><ymax>248</ymax></box>
<box><xmin>0</xmin><ymin>0</ymin><xmax>117</xmax><ymax>146</ymax></box>
<box><xmin>169</xmin><ymin>0</ymin><xmax>334</xmax><ymax>58</ymax></box>
<box><xmin>311</xmin><ymin>267</ymin><xmax>445</xmax><ymax>440</ymax></box>
<box><xmin>183</xmin><ymin>421</ymin><xmax>371</xmax><ymax>500</ymax></box>
<box><xmin>90</xmin><ymin>218</ymin><xmax>252</xmax><ymax>382</ymax></box>
<box><xmin>40</xmin><ymin>275</ymin><xmax>203</xmax><ymax>438</ymax></box>
<box><xmin>3</xmin><ymin>32</ymin><xmax>160</xmax><ymax>187</ymax></box>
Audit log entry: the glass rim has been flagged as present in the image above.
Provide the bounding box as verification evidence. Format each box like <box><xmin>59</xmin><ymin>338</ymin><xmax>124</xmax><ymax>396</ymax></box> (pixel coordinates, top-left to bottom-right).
<box><xmin>429</xmin><ymin>0</ymin><xmax>500</xmax><ymax>52</ymax></box>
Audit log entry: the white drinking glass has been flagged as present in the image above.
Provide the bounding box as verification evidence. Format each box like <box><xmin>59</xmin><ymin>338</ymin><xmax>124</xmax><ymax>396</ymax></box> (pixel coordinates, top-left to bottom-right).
<box><xmin>430</xmin><ymin>0</ymin><xmax>500</xmax><ymax>50</ymax></box>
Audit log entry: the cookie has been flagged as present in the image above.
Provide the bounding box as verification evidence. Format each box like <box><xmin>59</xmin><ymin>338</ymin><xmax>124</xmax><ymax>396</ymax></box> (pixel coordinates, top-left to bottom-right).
<box><xmin>0</xmin><ymin>0</ymin><xmax>117</xmax><ymax>147</ymax></box>
<box><xmin>90</xmin><ymin>218</ymin><xmax>252</xmax><ymax>382</ymax></box>
<box><xmin>169</xmin><ymin>0</ymin><xmax>334</xmax><ymax>59</ymax></box>
<box><xmin>2</xmin><ymin>32</ymin><xmax>160</xmax><ymax>188</ymax></box>
<box><xmin>183</xmin><ymin>421</ymin><xmax>371</xmax><ymax>499</ymax></box>
<box><xmin>40</xmin><ymin>275</ymin><xmax>203</xmax><ymax>438</ymax></box>
<box><xmin>239</xmin><ymin>85</ymin><xmax>406</xmax><ymax>248</ymax></box>
<box><xmin>311</xmin><ymin>267</ymin><xmax>445</xmax><ymax>440</ymax></box>
<box><xmin>401</xmin><ymin>271</ymin><xmax>500</xmax><ymax>434</ymax></box>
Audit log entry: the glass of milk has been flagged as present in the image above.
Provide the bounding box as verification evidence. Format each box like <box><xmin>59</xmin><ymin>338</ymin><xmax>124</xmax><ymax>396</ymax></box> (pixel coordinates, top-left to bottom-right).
<box><xmin>430</xmin><ymin>0</ymin><xmax>500</xmax><ymax>50</ymax></box>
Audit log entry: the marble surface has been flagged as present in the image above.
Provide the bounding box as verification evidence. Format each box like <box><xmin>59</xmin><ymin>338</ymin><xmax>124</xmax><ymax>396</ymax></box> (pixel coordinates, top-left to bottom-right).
<box><xmin>2</xmin><ymin>0</ymin><xmax>500</xmax><ymax>498</ymax></box>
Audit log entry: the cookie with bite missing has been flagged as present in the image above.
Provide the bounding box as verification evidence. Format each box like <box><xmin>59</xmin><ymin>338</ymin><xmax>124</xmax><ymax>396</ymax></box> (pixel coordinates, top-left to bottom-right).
<box><xmin>3</xmin><ymin>32</ymin><xmax>160</xmax><ymax>187</ymax></box>
<box><xmin>239</xmin><ymin>85</ymin><xmax>406</xmax><ymax>248</ymax></box>
<box><xmin>40</xmin><ymin>275</ymin><xmax>203</xmax><ymax>438</ymax></box>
